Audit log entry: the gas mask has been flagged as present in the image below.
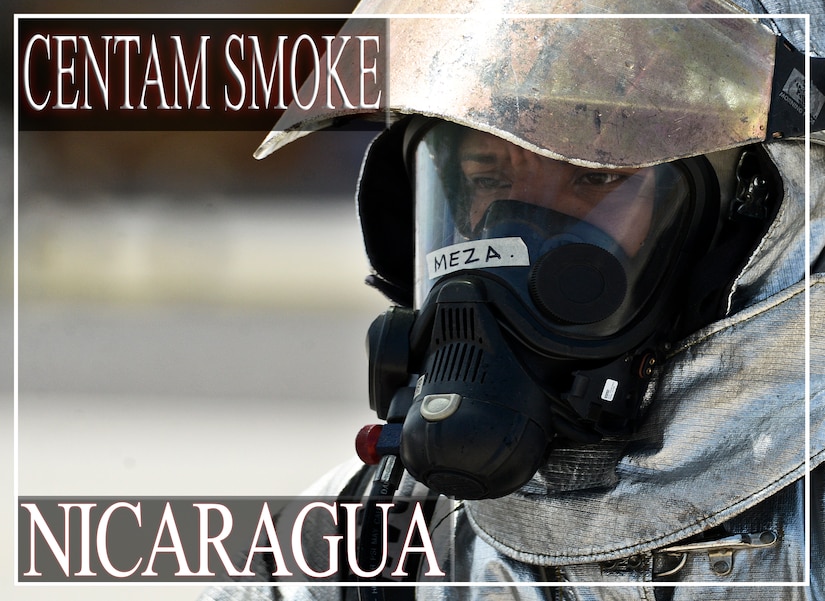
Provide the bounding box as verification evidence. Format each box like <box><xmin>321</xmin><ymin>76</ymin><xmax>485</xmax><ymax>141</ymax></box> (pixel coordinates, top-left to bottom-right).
<box><xmin>360</xmin><ymin>119</ymin><xmax>724</xmax><ymax>499</ymax></box>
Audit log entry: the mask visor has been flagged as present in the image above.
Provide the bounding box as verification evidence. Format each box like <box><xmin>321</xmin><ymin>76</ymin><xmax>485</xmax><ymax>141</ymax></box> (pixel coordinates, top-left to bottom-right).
<box><xmin>412</xmin><ymin>122</ymin><xmax>701</xmax><ymax>339</ymax></box>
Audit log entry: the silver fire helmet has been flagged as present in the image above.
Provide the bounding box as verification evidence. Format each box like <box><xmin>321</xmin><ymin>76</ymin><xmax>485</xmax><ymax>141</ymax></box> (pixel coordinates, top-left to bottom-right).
<box><xmin>254</xmin><ymin>0</ymin><xmax>823</xmax><ymax>168</ymax></box>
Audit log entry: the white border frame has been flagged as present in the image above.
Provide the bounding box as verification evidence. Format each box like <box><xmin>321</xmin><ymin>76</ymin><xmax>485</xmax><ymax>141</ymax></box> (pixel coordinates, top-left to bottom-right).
<box><xmin>12</xmin><ymin>11</ymin><xmax>814</xmax><ymax>590</ymax></box>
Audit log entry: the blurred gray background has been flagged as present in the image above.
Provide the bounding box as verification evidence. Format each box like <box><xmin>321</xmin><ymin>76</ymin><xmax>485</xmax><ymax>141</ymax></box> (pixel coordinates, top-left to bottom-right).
<box><xmin>4</xmin><ymin>1</ymin><xmax>395</xmax><ymax>599</ymax></box>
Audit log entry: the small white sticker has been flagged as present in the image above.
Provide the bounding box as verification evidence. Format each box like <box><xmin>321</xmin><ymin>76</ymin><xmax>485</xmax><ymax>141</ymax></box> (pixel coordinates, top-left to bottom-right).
<box><xmin>414</xmin><ymin>375</ymin><xmax>425</xmax><ymax>398</ymax></box>
<box><xmin>780</xmin><ymin>68</ymin><xmax>825</xmax><ymax>122</ymax></box>
<box><xmin>601</xmin><ymin>379</ymin><xmax>618</xmax><ymax>402</ymax></box>
<box><xmin>426</xmin><ymin>237</ymin><xmax>530</xmax><ymax>279</ymax></box>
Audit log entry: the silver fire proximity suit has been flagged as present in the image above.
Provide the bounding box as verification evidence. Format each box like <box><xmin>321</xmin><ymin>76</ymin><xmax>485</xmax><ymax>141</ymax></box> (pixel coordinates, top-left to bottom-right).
<box><xmin>200</xmin><ymin>0</ymin><xmax>825</xmax><ymax>599</ymax></box>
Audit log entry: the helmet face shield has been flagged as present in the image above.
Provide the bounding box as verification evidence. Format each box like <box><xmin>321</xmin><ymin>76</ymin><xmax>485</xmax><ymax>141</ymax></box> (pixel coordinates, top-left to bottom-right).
<box><xmin>412</xmin><ymin>121</ymin><xmax>711</xmax><ymax>344</ymax></box>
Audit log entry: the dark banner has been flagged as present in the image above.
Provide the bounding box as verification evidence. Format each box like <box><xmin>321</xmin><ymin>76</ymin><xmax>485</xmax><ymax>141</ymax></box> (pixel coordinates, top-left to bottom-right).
<box><xmin>17</xmin><ymin>17</ymin><xmax>386</xmax><ymax>130</ymax></box>
<box><xmin>18</xmin><ymin>496</ymin><xmax>449</xmax><ymax>583</ymax></box>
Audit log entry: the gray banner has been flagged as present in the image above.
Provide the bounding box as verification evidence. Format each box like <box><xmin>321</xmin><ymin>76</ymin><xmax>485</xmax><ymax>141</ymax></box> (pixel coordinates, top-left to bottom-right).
<box><xmin>18</xmin><ymin>496</ymin><xmax>444</xmax><ymax>583</ymax></box>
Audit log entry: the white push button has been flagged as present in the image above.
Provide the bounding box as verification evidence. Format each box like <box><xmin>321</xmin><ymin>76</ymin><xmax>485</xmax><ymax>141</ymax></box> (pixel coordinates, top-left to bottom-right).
<box><xmin>420</xmin><ymin>394</ymin><xmax>462</xmax><ymax>421</ymax></box>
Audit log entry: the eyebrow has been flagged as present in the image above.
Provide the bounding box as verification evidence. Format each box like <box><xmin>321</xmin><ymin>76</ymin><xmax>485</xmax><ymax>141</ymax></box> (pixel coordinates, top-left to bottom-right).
<box><xmin>459</xmin><ymin>152</ymin><xmax>498</xmax><ymax>164</ymax></box>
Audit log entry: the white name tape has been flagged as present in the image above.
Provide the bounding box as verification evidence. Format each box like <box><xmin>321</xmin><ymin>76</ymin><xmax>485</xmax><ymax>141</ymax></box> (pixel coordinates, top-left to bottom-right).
<box><xmin>426</xmin><ymin>237</ymin><xmax>530</xmax><ymax>280</ymax></box>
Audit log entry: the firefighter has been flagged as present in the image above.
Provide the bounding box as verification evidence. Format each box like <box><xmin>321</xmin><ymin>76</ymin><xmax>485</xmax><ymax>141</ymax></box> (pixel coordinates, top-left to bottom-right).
<box><xmin>201</xmin><ymin>0</ymin><xmax>825</xmax><ymax>598</ymax></box>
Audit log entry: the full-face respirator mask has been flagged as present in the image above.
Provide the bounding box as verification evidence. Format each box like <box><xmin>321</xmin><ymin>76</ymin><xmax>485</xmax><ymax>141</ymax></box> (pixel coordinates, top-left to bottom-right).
<box><xmin>358</xmin><ymin>118</ymin><xmax>726</xmax><ymax>499</ymax></box>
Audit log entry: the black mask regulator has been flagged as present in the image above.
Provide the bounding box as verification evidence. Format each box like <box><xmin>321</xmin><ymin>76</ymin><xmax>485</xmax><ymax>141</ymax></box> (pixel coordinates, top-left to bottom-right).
<box><xmin>359</xmin><ymin>277</ymin><xmax>656</xmax><ymax>499</ymax></box>
<box><xmin>353</xmin><ymin>119</ymin><xmax>777</xmax><ymax>501</ymax></box>
<box><xmin>358</xmin><ymin>276</ymin><xmax>662</xmax><ymax>500</ymax></box>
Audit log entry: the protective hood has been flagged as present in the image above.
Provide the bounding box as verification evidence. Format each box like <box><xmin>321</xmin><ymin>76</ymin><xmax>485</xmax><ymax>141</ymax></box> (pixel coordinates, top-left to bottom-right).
<box><xmin>254</xmin><ymin>0</ymin><xmax>825</xmax><ymax>168</ymax></box>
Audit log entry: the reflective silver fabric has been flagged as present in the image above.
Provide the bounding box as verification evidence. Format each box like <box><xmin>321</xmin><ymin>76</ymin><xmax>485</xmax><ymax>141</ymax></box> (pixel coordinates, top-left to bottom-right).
<box><xmin>466</xmin><ymin>276</ymin><xmax>820</xmax><ymax>565</ymax></box>
<box><xmin>735</xmin><ymin>0</ymin><xmax>825</xmax><ymax>57</ymax></box>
